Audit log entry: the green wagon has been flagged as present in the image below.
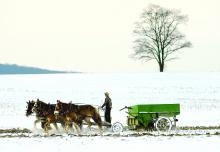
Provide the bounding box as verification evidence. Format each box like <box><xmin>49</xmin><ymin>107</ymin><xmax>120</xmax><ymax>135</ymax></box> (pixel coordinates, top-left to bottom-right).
<box><xmin>111</xmin><ymin>104</ymin><xmax>180</xmax><ymax>132</ymax></box>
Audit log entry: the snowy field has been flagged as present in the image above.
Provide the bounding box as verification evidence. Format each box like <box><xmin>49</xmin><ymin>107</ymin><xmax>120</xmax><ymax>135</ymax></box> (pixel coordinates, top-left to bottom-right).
<box><xmin>0</xmin><ymin>73</ymin><xmax>220</xmax><ymax>152</ymax></box>
<box><xmin>1</xmin><ymin>135</ymin><xmax>220</xmax><ymax>152</ymax></box>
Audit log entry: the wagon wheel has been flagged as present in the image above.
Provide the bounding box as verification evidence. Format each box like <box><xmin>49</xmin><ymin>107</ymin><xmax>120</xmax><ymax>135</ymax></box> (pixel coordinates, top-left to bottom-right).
<box><xmin>111</xmin><ymin>122</ymin><xmax>123</xmax><ymax>133</ymax></box>
<box><xmin>155</xmin><ymin>117</ymin><xmax>172</xmax><ymax>132</ymax></box>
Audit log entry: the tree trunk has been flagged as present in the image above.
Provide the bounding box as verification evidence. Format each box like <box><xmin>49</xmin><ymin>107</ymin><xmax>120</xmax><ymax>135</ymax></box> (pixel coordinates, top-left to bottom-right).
<box><xmin>159</xmin><ymin>63</ymin><xmax>164</xmax><ymax>72</ymax></box>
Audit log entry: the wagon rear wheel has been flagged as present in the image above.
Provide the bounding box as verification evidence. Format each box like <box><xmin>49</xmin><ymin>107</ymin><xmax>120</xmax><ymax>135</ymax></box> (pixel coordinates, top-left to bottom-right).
<box><xmin>111</xmin><ymin>122</ymin><xmax>123</xmax><ymax>133</ymax></box>
<box><xmin>155</xmin><ymin>117</ymin><xmax>172</xmax><ymax>132</ymax></box>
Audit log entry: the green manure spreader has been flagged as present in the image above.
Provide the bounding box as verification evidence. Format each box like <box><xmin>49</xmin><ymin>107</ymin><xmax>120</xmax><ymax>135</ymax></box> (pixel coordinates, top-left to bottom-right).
<box><xmin>112</xmin><ymin>104</ymin><xmax>180</xmax><ymax>132</ymax></box>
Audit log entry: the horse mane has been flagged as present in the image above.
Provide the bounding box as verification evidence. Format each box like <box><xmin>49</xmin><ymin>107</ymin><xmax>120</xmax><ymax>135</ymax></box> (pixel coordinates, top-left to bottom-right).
<box><xmin>35</xmin><ymin>99</ymin><xmax>55</xmax><ymax>116</ymax></box>
<box><xmin>57</xmin><ymin>101</ymin><xmax>79</xmax><ymax>115</ymax></box>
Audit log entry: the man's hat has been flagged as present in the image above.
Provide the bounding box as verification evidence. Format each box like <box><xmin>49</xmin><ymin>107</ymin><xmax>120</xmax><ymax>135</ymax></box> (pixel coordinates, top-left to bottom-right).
<box><xmin>104</xmin><ymin>92</ymin><xmax>109</xmax><ymax>96</ymax></box>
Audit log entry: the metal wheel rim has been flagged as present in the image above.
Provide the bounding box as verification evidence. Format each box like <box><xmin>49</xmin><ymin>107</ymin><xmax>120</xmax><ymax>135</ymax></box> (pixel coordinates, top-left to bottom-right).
<box><xmin>112</xmin><ymin>122</ymin><xmax>123</xmax><ymax>133</ymax></box>
<box><xmin>155</xmin><ymin>117</ymin><xmax>172</xmax><ymax>132</ymax></box>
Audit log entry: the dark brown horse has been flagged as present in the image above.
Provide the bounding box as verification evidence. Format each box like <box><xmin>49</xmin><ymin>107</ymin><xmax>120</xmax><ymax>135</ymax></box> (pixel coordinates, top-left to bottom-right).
<box><xmin>32</xmin><ymin>99</ymin><xmax>70</xmax><ymax>132</ymax></box>
<box><xmin>26</xmin><ymin>100</ymin><xmax>47</xmax><ymax>129</ymax></box>
<box><xmin>54</xmin><ymin>100</ymin><xmax>102</xmax><ymax>134</ymax></box>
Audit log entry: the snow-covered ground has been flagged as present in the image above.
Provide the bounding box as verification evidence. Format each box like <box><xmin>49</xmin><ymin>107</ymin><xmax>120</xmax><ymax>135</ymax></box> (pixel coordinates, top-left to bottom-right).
<box><xmin>0</xmin><ymin>73</ymin><xmax>220</xmax><ymax>152</ymax></box>
<box><xmin>1</xmin><ymin>135</ymin><xmax>220</xmax><ymax>152</ymax></box>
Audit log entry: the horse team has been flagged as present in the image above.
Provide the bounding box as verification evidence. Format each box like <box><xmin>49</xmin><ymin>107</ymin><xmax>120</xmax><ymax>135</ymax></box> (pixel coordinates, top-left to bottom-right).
<box><xmin>26</xmin><ymin>99</ymin><xmax>103</xmax><ymax>134</ymax></box>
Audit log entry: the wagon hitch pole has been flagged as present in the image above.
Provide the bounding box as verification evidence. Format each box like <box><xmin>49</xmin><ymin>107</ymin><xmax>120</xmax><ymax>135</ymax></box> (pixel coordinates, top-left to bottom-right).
<box><xmin>119</xmin><ymin>106</ymin><xmax>126</xmax><ymax>111</ymax></box>
<box><xmin>120</xmin><ymin>106</ymin><xmax>132</xmax><ymax>111</ymax></box>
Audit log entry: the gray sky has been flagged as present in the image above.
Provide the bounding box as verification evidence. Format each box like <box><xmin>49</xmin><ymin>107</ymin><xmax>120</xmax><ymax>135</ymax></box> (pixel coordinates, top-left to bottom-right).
<box><xmin>0</xmin><ymin>0</ymin><xmax>220</xmax><ymax>72</ymax></box>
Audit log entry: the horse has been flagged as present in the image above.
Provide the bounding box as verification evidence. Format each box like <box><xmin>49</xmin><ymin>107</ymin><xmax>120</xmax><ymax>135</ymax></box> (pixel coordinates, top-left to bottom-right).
<box><xmin>54</xmin><ymin>100</ymin><xmax>102</xmax><ymax>134</ymax></box>
<box><xmin>26</xmin><ymin>100</ymin><xmax>47</xmax><ymax>129</ymax></box>
<box><xmin>32</xmin><ymin>99</ymin><xmax>70</xmax><ymax>132</ymax></box>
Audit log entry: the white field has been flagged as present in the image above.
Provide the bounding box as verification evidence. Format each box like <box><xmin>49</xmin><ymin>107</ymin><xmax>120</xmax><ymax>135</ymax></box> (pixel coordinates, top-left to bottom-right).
<box><xmin>0</xmin><ymin>73</ymin><xmax>220</xmax><ymax>152</ymax></box>
<box><xmin>0</xmin><ymin>136</ymin><xmax>220</xmax><ymax>152</ymax></box>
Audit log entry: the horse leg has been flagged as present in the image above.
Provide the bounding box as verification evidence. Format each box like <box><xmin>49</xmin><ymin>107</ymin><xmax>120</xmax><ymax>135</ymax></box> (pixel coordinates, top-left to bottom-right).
<box><xmin>44</xmin><ymin>118</ymin><xmax>51</xmax><ymax>133</ymax></box>
<box><xmin>73</xmin><ymin>122</ymin><xmax>81</xmax><ymax>136</ymax></box>
<box><xmin>77</xmin><ymin>119</ymin><xmax>83</xmax><ymax>130</ymax></box>
<box><xmin>41</xmin><ymin>122</ymin><xmax>45</xmax><ymax>129</ymax></box>
<box><xmin>53</xmin><ymin>123</ymin><xmax>59</xmax><ymax>131</ymax></box>
<box><xmin>69</xmin><ymin>123</ymin><xmax>73</xmax><ymax>130</ymax></box>
<box><xmin>97</xmin><ymin>123</ymin><xmax>103</xmax><ymax>135</ymax></box>
<box><xmin>34</xmin><ymin>119</ymin><xmax>41</xmax><ymax>129</ymax></box>
<box><xmin>36</xmin><ymin>118</ymin><xmax>52</xmax><ymax>130</ymax></box>
<box><xmin>64</xmin><ymin>119</ymin><xmax>74</xmax><ymax>133</ymax></box>
<box><xmin>84</xmin><ymin>117</ymin><xmax>92</xmax><ymax>130</ymax></box>
<box><xmin>61</xmin><ymin>121</ymin><xmax>65</xmax><ymax>129</ymax></box>
<box><xmin>67</xmin><ymin>122</ymin><xmax>75</xmax><ymax>133</ymax></box>
<box><xmin>64</xmin><ymin>117</ymin><xmax>71</xmax><ymax>133</ymax></box>
<box><xmin>92</xmin><ymin>113</ymin><xmax>103</xmax><ymax>134</ymax></box>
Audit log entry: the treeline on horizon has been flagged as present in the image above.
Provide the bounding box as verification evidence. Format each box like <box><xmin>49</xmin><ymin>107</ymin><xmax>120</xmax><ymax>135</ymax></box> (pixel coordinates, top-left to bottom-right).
<box><xmin>0</xmin><ymin>64</ymin><xmax>78</xmax><ymax>74</ymax></box>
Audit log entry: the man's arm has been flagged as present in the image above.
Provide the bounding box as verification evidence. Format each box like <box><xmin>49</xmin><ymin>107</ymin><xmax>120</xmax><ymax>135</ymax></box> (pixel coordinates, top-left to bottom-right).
<box><xmin>101</xmin><ymin>99</ymin><xmax>107</xmax><ymax>108</ymax></box>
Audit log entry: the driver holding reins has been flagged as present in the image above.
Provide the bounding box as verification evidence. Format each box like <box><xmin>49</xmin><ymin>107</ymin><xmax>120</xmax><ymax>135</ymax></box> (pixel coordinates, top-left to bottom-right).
<box><xmin>101</xmin><ymin>92</ymin><xmax>112</xmax><ymax>124</ymax></box>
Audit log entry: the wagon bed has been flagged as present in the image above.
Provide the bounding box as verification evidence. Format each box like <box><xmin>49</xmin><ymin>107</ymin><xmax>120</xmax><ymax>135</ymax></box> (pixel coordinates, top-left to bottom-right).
<box><xmin>128</xmin><ymin>104</ymin><xmax>180</xmax><ymax>116</ymax></box>
<box><xmin>127</xmin><ymin>104</ymin><xmax>180</xmax><ymax>132</ymax></box>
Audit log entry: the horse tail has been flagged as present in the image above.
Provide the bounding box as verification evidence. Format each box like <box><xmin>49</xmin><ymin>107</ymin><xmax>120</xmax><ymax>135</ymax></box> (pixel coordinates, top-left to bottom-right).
<box><xmin>92</xmin><ymin>107</ymin><xmax>102</xmax><ymax>127</ymax></box>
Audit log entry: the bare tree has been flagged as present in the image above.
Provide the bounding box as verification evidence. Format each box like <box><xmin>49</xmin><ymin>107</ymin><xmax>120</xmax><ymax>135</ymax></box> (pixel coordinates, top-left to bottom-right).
<box><xmin>132</xmin><ymin>4</ymin><xmax>192</xmax><ymax>72</ymax></box>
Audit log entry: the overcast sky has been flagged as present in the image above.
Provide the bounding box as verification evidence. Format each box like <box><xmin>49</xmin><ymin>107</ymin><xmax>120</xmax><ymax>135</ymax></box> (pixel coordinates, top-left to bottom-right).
<box><xmin>0</xmin><ymin>0</ymin><xmax>220</xmax><ymax>72</ymax></box>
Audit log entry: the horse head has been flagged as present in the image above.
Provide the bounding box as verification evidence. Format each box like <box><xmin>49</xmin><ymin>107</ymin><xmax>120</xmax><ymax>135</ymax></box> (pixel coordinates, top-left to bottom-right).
<box><xmin>54</xmin><ymin>100</ymin><xmax>62</xmax><ymax>116</ymax></box>
<box><xmin>26</xmin><ymin>100</ymin><xmax>35</xmax><ymax>116</ymax></box>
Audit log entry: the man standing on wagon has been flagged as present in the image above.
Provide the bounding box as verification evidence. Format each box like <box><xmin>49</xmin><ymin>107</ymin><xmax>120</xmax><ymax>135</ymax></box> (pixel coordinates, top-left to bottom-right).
<box><xmin>101</xmin><ymin>92</ymin><xmax>112</xmax><ymax>124</ymax></box>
